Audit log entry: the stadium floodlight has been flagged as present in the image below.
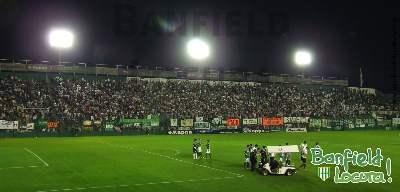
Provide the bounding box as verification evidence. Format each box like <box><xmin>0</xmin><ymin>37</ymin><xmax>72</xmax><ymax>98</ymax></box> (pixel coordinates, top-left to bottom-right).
<box><xmin>186</xmin><ymin>39</ymin><xmax>210</xmax><ymax>60</ymax></box>
<box><xmin>48</xmin><ymin>28</ymin><xmax>74</xmax><ymax>65</ymax></box>
<box><xmin>48</xmin><ymin>29</ymin><xmax>74</xmax><ymax>49</ymax></box>
<box><xmin>294</xmin><ymin>50</ymin><xmax>312</xmax><ymax>66</ymax></box>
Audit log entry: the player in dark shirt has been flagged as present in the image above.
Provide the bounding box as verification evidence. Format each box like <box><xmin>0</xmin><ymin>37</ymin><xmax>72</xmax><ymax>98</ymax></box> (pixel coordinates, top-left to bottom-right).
<box><xmin>205</xmin><ymin>140</ymin><xmax>211</xmax><ymax>159</ymax></box>
<box><xmin>193</xmin><ymin>139</ymin><xmax>198</xmax><ymax>159</ymax></box>
<box><xmin>250</xmin><ymin>144</ymin><xmax>258</xmax><ymax>171</ymax></box>
<box><xmin>244</xmin><ymin>145</ymin><xmax>250</xmax><ymax>169</ymax></box>
<box><xmin>260</xmin><ymin>145</ymin><xmax>267</xmax><ymax>166</ymax></box>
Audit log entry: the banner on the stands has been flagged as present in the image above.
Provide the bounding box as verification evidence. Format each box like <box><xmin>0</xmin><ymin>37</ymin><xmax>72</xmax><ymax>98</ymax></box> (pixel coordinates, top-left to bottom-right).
<box><xmin>119</xmin><ymin>117</ymin><xmax>159</xmax><ymax>127</ymax></box>
<box><xmin>196</xmin><ymin>117</ymin><xmax>204</xmax><ymax>122</ymax></box>
<box><xmin>284</xmin><ymin>117</ymin><xmax>309</xmax><ymax>124</ymax></box>
<box><xmin>243</xmin><ymin>118</ymin><xmax>258</xmax><ymax>125</ymax></box>
<box><xmin>48</xmin><ymin>121</ymin><xmax>60</xmax><ymax>129</ymax></box>
<box><xmin>211</xmin><ymin>117</ymin><xmax>227</xmax><ymax>129</ymax></box>
<box><xmin>343</xmin><ymin>119</ymin><xmax>354</xmax><ymax>129</ymax></box>
<box><xmin>120</xmin><ymin>119</ymin><xmax>143</xmax><ymax>125</ymax></box>
<box><xmin>150</xmin><ymin>117</ymin><xmax>160</xmax><ymax>127</ymax></box>
<box><xmin>377</xmin><ymin>120</ymin><xmax>392</xmax><ymax>126</ymax></box>
<box><xmin>0</xmin><ymin>120</ymin><xmax>18</xmax><ymax>130</ymax></box>
<box><xmin>286</xmin><ymin>127</ymin><xmax>307</xmax><ymax>132</ymax></box>
<box><xmin>105</xmin><ymin>122</ymin><xmax>114</xmax><ymax>131</ymax></box>
<box><xmin>321</xmin><ymin>119</ymin><xmax>329</xmax><ymax>128</ymax></box>
<box><xmin>393</xmin><ymin>118</ymin><xmax>400</xmax><ymax>125</ymax></box>
<box><xmin>329</xmin><ymin>119</ymin><xmax>344</xmax><ymax>130</ymax></box>
<box><xmin>83</xmin><ymin>120</ymin><xmax>93</xmax><ymax>126</ymax></box>
<box><xmin>354</xmin><ymin>118</ymin><xmax>375</xmax><ymax>128</ymax></box>
<box><xmin>227</xmin><ymin>118</ymin><xmax>240</xmax><ymax>127</ymax></box>
<box><xmin>27</xmin><ymin>123</ymin><xmax>35</xmax><ymax>130</ymax></box>
<box><xmin>180</xmin><ymin>119</ymin><xmax>194</xmax><ymax>127</ymax></box>
<box><xmin>262</xmin><ymin>117</ymin><xmax>284</xmax><ymax>126</ymax></box>
<box><xmin>309</xmin><ymin>118</ymin><xmax>322</xmax><ymax>128</ymax></box>
<box><xmin>194</xmin><ymin>122</ymin><xmax>210</xmax><ymax>130</ymax></box>
<box><xmin>170</xmin><ymin>119</ymin><xmax>178</xmax><ymax>127</ymax></box>
<box><xmin>212</xmin><ymin>117</ymin><xmax>222</xmax><ymax>125</ymax></box>
<box><xmin>355</xmin><ymin>119</ymin><xmax>365</xmax><ymax>128</ymax></box>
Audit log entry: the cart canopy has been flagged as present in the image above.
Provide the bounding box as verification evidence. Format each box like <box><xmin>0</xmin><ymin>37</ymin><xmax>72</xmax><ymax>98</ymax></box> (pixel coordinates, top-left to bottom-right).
<box><xmin>267</xmin><ymin>145</ymin><xmax>300</xmax><ymax>153</ymax></box>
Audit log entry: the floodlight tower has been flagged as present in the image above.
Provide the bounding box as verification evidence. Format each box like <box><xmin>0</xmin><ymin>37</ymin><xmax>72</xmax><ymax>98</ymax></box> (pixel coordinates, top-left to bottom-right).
<box><xmin>294</xmin><ymin>50</ymin><xmax>313</xmax><ymax>78</ymax></box>
<box><xmin>187</xmin><ymin>38</ymin><xmax>210</xmax><ymax>61</ymax></box>
<box><xmin>48</xmin><ymin>28</ymin><xmax>74</xmax><ymax>65</ymax></box>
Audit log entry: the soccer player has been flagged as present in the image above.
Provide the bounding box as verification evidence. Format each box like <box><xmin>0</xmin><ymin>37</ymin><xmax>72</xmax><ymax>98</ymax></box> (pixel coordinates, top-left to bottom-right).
<box><xmin>278</xmin><ymin>145</ymin><xmax>285</xmax><ymax>162</ymax></box>
<box><xmin>299</xmin><ymin>141</ymin><xmax>308</xmax><ymax>169</ymax></box>
<box><xmin>260</xmin><ymin>145</ymin><xmax>267</xmax><ymax>166</ymax></box>
<box><xmin>300</xmin><ymin>140</ymin><xmax>308</xmax><ymax>150</ymax></box>
<box><xmin>197</xmin><ymin>139</ymin><xmax>203</xmax><ymax>159</ymax></box>
<box><xmin>250</xmin><ymin>144</ymin><xmax>258</xmax><ymax>171</ymax></box>
<box><xmin>285</xmin><ymin>143</ymin><xmax>292</xmax><ymax>166</ymax></box>
<box><xmin>244</xmin><ymin>145</ymin><xmax>250</xmax><ymax>169</ymax></box>
<box><xmin>193</xmin><ymin>139</ymin><xmax>198</xmax><ymax>160</ymax></box>
<box><xmin>205</xmin><ymin>140</ymin><xmax>211</xmax><ymax>159</ymax></box>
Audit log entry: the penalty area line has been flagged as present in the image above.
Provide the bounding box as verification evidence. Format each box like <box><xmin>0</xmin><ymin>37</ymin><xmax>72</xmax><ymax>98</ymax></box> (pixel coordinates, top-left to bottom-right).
<box><xmin>24</xmin><ymin>148</ymin><xmax>50</xmax><ymax>167</ymax></box>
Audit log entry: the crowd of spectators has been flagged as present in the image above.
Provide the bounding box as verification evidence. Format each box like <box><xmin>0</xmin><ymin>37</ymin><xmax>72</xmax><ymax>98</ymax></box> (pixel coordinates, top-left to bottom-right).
<box><xmin>0</xmin><ymin>76</ymin><xmax>397</xmax><ymax>124</ymax></box>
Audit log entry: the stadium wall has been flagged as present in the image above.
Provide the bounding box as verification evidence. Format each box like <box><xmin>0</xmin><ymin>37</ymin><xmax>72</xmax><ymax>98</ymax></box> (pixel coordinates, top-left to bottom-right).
<box><xmin>0</xmin><ymin>62</ymin><xmax>348</xmax><ymax>86</ymax></box>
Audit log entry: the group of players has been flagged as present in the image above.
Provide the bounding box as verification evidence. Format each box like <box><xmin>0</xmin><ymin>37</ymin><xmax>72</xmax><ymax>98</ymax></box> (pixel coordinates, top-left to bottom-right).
<box><xmin>243</xmin><ymin>141</ymin><xmax>321</xmax><ymax>172</ymax></box>
<box><xmin>192</xmin><ymin>138</ymin><xmax>211</xmax><ymax>159</ymax></box>
<box><xmin>190</xmin><ymin>138</ymin><xmax>321</xmax><ymax>174</ymax></box>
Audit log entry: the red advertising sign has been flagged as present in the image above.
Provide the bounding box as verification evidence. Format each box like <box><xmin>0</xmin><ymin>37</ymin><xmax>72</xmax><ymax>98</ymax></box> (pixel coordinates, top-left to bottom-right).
<box><xmin>262</xmin><ymin>117</ymin><xmax>284</xmax><ymax>126</ymax></box>
<box><xmin>48</xmin><ymin>121</ymin><xmax>60</xmax><ymax>129</ymax></box>
<box><xmin>227</xmin><ymin>118</ymin><xmax>240</xmax><ymax>127</ymax></box>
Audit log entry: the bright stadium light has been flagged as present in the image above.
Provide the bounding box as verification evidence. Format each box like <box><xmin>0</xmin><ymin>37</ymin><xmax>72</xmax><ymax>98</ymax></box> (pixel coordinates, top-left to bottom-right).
<box><xmin>48</xmin><ymin>29</ymin><xmax>74</xmax><ymax>49</ymax></box>
<box><xmin>294</xmin><ymin>50</ymin><xmax>312</xmax><ymax>66</ymax></box>
<box><xmin>186</xmin><ymin>39</ymin><xmax>210</xmax><ymax>60</ymax></box>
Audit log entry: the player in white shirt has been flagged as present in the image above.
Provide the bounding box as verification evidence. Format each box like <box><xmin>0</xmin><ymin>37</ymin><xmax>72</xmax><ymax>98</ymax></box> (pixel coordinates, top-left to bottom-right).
<box><xmin>299</xmin><ymin>141</ymin><xmax>308</xmax><ymax>169</ymax></box>
<box><xmin>300</xmin><ymin>140</ymin><xmax>308</xmax><ymax>151</ymax></box>
<box><xmin>197</xmin><ymin>141</ymin><xmax>203</xmax><ymax>159</ymax></box>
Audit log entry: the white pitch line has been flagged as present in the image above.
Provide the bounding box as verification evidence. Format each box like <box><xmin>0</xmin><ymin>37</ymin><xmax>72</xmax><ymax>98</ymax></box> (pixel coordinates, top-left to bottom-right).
<box><xmin>173</xmin><ymin>149</ymin><xmax>181</xmax><ymax>156</ymax></box>
<box><xmin>24</xmin><ymin>148</ymin><xmax>49</xmax><ymax>167</ymax></box>
<box><xmin>36</xmin><ymin>176</ymin><xmax>238</xmax><ymax>192</ymax></box>
<box><xmin>0</xmin><ymin>165</ymin><xmax>41</xmax><ymax>170</ymax></box>
<box><xmin>102</xmin><ymin>142</ymin><xmax>244</xmax><ymax>177</ymax></box>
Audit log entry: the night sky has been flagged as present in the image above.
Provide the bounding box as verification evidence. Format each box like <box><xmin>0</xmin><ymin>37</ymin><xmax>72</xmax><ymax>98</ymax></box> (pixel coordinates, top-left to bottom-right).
<box><xmin>1</xmin><ymin>0</ymin><xmax>399</xmax><ymax>93</ymax></box>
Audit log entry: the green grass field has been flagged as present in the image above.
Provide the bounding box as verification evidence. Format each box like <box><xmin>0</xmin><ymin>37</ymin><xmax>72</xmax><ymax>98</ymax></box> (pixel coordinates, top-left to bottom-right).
<box><xmin>1</xmin><ymin>131</ymin><xmax>399</xmax><ymax>192</ymax></box>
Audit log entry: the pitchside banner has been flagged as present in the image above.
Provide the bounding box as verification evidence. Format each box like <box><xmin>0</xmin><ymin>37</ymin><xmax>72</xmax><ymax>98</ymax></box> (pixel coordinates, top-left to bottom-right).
<box><xmin>211</xmin><ymin>117</ymin><xmax>227</xmax><ymax>129</ymax></box>
<box><xmin>227</xmin><ymin>118</ymin><xmax>240</xmax><ymax>128</ymax></box>
<box><xmin>170</xmin><ymin>119</ymin><xmax>178</xmax><ymax>127</ymax></box>
<box><xmin>194</xmin><ymin>122</ymin><xmax>210</xmax><ymax>130</ymax></box>
<box><xmin>309</xmin><ymin>118</ymin><xmax>322</xmax><ymax>128</ymax></box>
<box><xmin>195</xmin><ymin>117</ymin><xmax>204</xmax><ymax>122</ymax></box>
<box><xmin>242</xmin><ymin>118</ymin><xmax>258</xmax><ymax>125</ymax></box>
<box><xmin>105</xmin><ymin>122</ymin><xmax>114</xmax><ymax>131</ymax></box>
<box><xmin>393</xmin><ymin>118</ymin><xmax>400</xmax><ymax>125</ymax></box>
<box><xmin>180</xmin><ymin>119</ymin><xmax>194</xmax><ymax>127</ymax></box>
<box><xmin>284</xmin><ymin>117</ymin><xmax>310</xmax><ymax>124</ymax></box>
<box><xmin>262</xmin><ymin>117</ymin><xmax>284</xmax><ymax>126</ymax></box>
<box><xmin>150</xmin><ymin>117</ymin><xmax>160</xmax><ymax>127</ymax></box>
<box><xmin>47</xmin><ymin>121</ymin><xmax>60</xmax><ymax>129</ymax></box>
<box><xmin>286</xmin><ymin>127</ymin><xmax>307</xmax><ymax>132</ymax></box>
<box><xmin>0</xmin><ymin>120</ymin><xmax>18</xmax><ymax>130</ymax></box>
